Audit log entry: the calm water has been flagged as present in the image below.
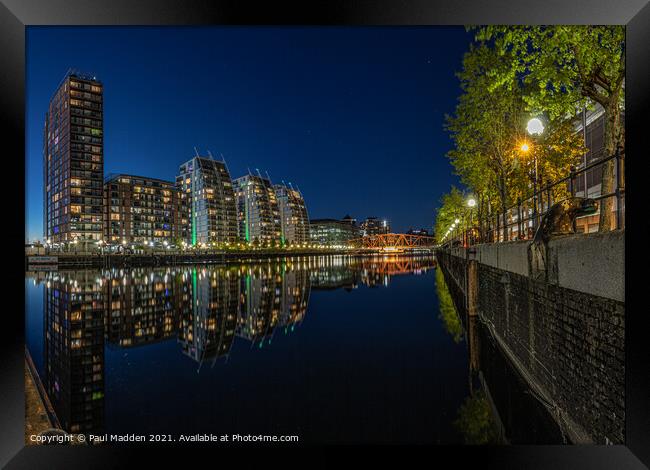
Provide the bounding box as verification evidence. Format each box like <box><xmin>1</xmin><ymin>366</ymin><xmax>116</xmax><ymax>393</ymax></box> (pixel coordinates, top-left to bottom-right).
<box><xmin>25</xmin><ymin>255</ymin><xmax>561</xmax><ymax>444</ymax></box>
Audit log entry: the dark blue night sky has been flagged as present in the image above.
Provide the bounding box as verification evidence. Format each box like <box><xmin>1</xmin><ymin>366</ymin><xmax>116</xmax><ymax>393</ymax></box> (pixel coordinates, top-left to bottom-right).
<box><xmin>26</xmin><ymin>26</ymin><xmax>470</xmax><ymax>241</ymax></box>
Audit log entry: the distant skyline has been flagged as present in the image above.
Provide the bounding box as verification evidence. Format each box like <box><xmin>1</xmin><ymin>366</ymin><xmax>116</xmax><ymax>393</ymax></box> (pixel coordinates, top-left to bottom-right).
<box><xmin>26</xmin><ymin>26</ymin><xmax>469</xmax><ymax>241</ymax></box>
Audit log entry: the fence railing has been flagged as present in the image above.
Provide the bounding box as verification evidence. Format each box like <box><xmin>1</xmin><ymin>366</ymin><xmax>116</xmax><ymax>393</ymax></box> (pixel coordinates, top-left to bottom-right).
<box><xmin>440</xmin><ymin>150</ymin><xmax>625</xmax><ymax>248</ymax></box>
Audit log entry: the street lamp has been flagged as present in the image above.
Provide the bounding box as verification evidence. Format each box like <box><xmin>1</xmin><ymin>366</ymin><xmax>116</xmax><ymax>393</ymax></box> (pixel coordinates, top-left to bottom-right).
<box><xmin>526</xmin><ymin>117</ymin><xmax>545</xmax><ymax>233</ymax></box>
<box><xmin>464</xmin><ymin>197</ymin><xmax>478</xmax><ymax>245</ymax></box>
<box><xmin>526</xmin><ymin>117</ymin><xmax>545</xmax><ymax>136</ymax></box>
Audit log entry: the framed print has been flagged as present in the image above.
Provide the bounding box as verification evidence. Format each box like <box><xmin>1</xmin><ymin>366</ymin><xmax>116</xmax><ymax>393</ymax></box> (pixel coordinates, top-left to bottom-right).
<box><xmin>2</xmin><ymin>0</ymin><xmax>649</xmax><ymax>467</ymax></box>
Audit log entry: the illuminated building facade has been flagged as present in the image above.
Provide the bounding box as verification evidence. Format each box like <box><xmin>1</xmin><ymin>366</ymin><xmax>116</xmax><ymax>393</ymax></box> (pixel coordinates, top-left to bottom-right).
<box><xmin>573</xmin><ymin>105</ymin><xmax>626</xmax><ymax>233</ymax></box>
<box><xmin>360</xmin><ymin>217</ymin><xmax>390</xmax><ymax>236</ymax></box>
<box><xmin>103</xmin><ymin>174</ymin><xmax>187</xmax><ymax>245</ymax></box>
<box><xmin>44</xmin><ymin>71</ymin><xmax>104</xmax><ymax>242</ymax></box>
<box><xmin>233</xmin><ymin>174</ymin><xmax>282</xmax><ymax>244</ymax></box>
<box><xmin>309</xmin><ymin>218</ymin><xmax>357</xmax><ymax>247</ymax></box>
<box><xmin>273</xmin><ymin>184</ymin><xmax>310</xmax><ymax>244</ymax></box>
<box><xmin>176</xmin><ymin>156</ymin><xmax>239</xmax><ymax>246</ymax></box>
<box><xmin>406</xmin><ymin>228</ymin><xmax>429</xmax><ymax>236</ymax></box>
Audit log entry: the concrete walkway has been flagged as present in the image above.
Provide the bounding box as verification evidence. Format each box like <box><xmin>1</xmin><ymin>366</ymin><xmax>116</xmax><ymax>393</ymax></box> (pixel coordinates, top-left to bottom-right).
<box><xmin>24</xmin><ymin>360</ymin><xmax>52</xmax><ymax>445</ymax></box>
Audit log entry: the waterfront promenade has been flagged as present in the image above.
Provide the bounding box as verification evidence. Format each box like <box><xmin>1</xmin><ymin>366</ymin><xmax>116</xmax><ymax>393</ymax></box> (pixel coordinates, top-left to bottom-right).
<box><xmin>25</xmin><ymin>247</ymin><xmax>435</xmax><ymax>269</ymax></box>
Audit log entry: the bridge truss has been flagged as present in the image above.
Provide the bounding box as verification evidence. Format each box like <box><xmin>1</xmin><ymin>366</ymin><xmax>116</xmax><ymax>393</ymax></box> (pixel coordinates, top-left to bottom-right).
<box><xmin>350</xmin><ymin>233</ymin><xmax>437</xmax><ymax>250</ymax></box>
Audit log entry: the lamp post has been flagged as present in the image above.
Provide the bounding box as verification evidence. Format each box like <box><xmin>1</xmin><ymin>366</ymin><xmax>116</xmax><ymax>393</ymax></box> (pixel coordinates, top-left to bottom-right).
<box><xmin>524</xmin><ymin>117</ymin><xmax>545</xmax><ymax>233</ymax></box>
<box><xmin>467</xmin><ymin>197</ymin><xmax>476</xmax><ymax>244</ymax></box>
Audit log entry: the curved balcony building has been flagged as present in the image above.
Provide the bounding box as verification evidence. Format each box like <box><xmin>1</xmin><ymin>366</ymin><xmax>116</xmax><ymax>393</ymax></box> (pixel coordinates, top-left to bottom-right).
<box><xmin>274</xmin><ymin>184</ymin><xmax>310</xmax><ymax>245</ymax></box>
<box><xmin>233</xmin><ymin>174</ymin><xmax>282</xmax><ymax>244</ymax></box>
<box><xmin>176</xmin><ymin>156</ymin><xmax>238</xmax><ymax>246</ymax></box>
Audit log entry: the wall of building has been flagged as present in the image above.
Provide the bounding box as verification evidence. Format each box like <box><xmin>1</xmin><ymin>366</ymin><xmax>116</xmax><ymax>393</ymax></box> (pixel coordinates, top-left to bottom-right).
<box><xmin>436</xmin><ymin>231</ymin><xmax>625</xmax><ymax>444</ymax></box>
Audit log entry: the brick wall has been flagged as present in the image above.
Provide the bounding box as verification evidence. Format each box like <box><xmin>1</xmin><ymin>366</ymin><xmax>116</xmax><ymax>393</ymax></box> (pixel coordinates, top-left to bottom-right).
<box><xmin>437</xmin><ymin>250</ymin><xmax>625</xmax><ymax>444</ymax></box>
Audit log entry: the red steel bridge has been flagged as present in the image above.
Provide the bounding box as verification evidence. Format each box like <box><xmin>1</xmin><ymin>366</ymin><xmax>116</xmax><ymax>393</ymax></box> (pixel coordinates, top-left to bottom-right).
<box><xmin>350</xmin><ymin>233</ymin><xmax>437</xmax><ymax>252</ymax></box>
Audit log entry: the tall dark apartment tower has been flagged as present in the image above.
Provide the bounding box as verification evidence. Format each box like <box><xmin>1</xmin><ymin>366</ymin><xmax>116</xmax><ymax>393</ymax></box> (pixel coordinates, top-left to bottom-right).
<box><xmin>43</xmin><ymin>70</ymin><xmax>104</xmax><ymax>243</ymax></box>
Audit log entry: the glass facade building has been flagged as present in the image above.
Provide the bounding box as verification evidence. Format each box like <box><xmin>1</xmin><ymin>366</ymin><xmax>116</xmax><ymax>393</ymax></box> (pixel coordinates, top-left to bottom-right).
<box><xmin>273</xmin><ymin>184</ymin><xmax>310</xmax><ymax>245</ymax></box>
<box><xmin>233</xmin><ymin>174</ymin><xmax>282</xmax><ymax>244</ymax></box>
<box><xmin>309</xmin><ymin>218</ymin><xmax>358</xmax><ymax>247</ymax></box>
<box><xmin>43</xmin><ymin>71</ymin><xmax>104</xmax><ymax>243</ymax></box>
<box><xmin>104</xmin><ymin>174</ymin><xmax>187</xmax><ymax>245</ymax></box>
<box><xmin>176</xmin><ymin>156</ymin><xmax>239</xmax><ymax>246</ymax></box>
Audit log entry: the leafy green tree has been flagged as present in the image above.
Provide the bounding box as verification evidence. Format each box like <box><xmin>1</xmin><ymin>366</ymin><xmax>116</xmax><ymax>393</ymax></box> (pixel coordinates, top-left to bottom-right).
<box><xmin>474</xmin><ymin>26</ymin><xmax>625</xmax><ymax>231</ymax></box>
<box><xmin>445</xmin><ymin>42</ymin><xmax>585</xmax><ymax>240</ymax></box>
<box><xmin>434</xmin><ymin>186</ymin><xmax>468</xmax><ymax>241</ymax></box>
<box><xmin>445</xmin><ymin>44</ymin><xmax>527</xmax><ymax>239</ymax></box>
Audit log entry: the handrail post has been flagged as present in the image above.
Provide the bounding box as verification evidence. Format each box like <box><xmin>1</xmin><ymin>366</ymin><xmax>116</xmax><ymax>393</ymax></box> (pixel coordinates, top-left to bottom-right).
<box><xmin>532</xmin><ymin>175</ymin><xmax>538</xmax><ymax>234</ymax></box>
<box><xmin>615</xmin><ymin>149</ymin><xmax>623</xmax><ymax>230</ymax></box>
<box><xmin>517</xmin><ymin>198</ymin><xmax>522</xmax><ymax>240</ymax></box>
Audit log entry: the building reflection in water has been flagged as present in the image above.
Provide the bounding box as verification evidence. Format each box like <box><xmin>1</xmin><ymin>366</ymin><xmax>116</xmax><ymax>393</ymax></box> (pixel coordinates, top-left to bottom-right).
<box><xmin>37</xmin><ymin>255</ymin><xmax>437</xmax><ymax>435</ymax></box>
<box><xmin>43</xmin><ymin>271</ymin><xmax>106</xmax><ymax>436</ymax></box>
<box><xmin>179</xmin><ymin>267</ymin><xmax>240</xmax><ymax>366</ymax></box>
<box><xmin>105</xmin><ymin>269</ymin><xmax>182</xmax><ymax>348</ymax></box>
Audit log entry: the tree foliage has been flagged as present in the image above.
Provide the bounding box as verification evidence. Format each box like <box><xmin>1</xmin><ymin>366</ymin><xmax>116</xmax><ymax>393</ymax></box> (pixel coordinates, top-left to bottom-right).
<box><xmin>473</xmin><ymin>25</ymin><xmax>625</xmax><ymax>231</ymax></box>
<box><xmin>436</xmin><ymin>28</ymin><xmax>603</xmax><ymax>239</ymax></box>
<box><xmin>433</xmin><ymin>186</ymin><xmax>467</xmax><ymax>240</ymax></box>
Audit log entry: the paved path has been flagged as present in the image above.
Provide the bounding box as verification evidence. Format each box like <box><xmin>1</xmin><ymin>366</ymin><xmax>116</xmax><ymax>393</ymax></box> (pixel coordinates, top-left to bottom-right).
<box><xmin>24</xmin><ymin>361</ymin><xmax>52</xmax><ymax>444</ymax></box>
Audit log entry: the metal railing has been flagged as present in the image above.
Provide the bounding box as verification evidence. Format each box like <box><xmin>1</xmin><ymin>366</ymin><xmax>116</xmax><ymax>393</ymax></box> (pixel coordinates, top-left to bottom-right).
<box><xmin>441</xmin><ymin>150</ymin><xmax>625</xmax><ymax>248</ymax></box>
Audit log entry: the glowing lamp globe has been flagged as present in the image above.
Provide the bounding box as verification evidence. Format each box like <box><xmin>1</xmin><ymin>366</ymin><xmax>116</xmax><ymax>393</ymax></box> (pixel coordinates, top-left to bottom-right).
<box><xmin>526</xmin><ymin>118</ymin><xmax>545</xmax><ymax>136</ymax></box>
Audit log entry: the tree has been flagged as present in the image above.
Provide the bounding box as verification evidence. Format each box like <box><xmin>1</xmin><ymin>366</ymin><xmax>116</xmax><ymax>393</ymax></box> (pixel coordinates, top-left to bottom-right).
<box><xmin>446</xmin><ymin>44</ymin><xmax>528</xmax><ymax>240</ymax></box>
<box><xmin>445</xmin><ymin>43</ymin><xmax>585</xmax><ymax>240</ymax></box>
<box><xmin>474</xmin><ymin>26</ymin><xmax>625</xmax><ymax>231</ymax></box>
<box><xmin>434</xmin><ymin>186</ymin><xmax>467</xmax><ymax>241</ymax></box>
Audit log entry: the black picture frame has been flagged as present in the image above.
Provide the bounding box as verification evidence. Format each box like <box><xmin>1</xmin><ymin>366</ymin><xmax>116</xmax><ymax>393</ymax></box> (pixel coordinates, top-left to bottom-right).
<box><xmin>3</xmin><ymin>1</ymin><xmax>649</xmax><ymax>467</ymax></box>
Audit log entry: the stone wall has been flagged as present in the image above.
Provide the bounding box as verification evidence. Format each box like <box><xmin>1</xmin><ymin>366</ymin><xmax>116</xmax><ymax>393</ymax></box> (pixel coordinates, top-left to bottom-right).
<box><xmin>436</xmin><ymin>234</ymin><xmax>625</xmax><ymax>445</ymax></box>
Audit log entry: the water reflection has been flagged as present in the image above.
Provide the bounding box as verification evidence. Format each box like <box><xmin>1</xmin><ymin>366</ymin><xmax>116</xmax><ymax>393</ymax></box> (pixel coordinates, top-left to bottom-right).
<box><xmin>44</xmin><ymin>271</ymin><xmax>105</xmax><ymax>435</ymax></box>
<box><xmin>435</xmin><ymin>268</ymin><xmax>463</xmax><ymax>344</ymax></box>
<box><xmin>30</xmin><ymin>255</ymin><xmax>438</xmax><ymax>437</ymax></box>
<box><xmin>434</xmin><ymin>268</ymin><xmax>564</xmax><ymax>444</ymax></box>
